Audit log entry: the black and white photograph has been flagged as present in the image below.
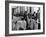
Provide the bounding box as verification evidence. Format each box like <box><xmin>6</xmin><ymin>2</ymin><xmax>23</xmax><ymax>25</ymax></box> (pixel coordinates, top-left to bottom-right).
<box><xmin>5</xmin><ymin>1</ymin><xmax>45</xmax><ymax>36</ymax></box>
<box><xmin>12</xmin><ymin>6</ymin><xmax>40</xmax><ymax>30</ymax></box>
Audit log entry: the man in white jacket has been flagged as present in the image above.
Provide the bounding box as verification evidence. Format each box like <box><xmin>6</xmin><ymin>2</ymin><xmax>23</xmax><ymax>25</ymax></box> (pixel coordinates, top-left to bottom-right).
<box><xmin>16</xmin><ymin>20</ymin><xmax>26</xmax><ymax>30</ymax></box>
